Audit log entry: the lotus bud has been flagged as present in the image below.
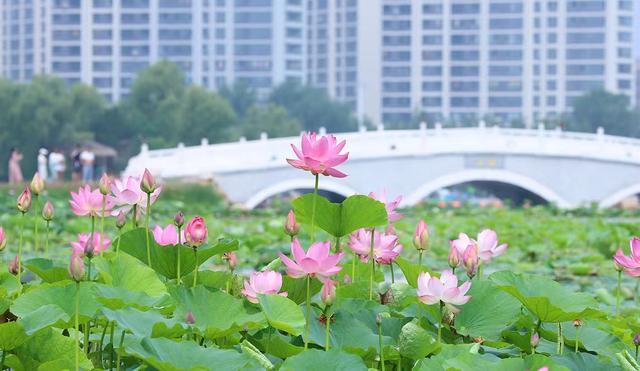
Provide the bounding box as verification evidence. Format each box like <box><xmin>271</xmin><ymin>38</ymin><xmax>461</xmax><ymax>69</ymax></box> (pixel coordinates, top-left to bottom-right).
<box><xmin>174</xmin><ymin>211</ymin><xmax>185</xmax><ymax>228</ymax></box>
<box><xmin>375</xmin><ymin>313</ymin><xmax>382</xmax><ymax>326</ymax></box>
<box><xmin>185</xmin><ymin>216</ymin><xmax>208</xmax><ymax>247</ymax></box>
<box><xmin>42</xmin><ymin>200</ymin><xmax>54</xmax><ymax>221</ymax></box>
<box><xmin>68</xmin><ymin>254</ymin><xmax>85</xmax><ymax>282</ymax></box>
<box><xmin>0</xmin><ymin>227</ymin><xmax>6</xmax><ymax>251</ymax></box>
<box><xmin>530</xmin><ymin>332</ymin><xmax>540</xmax><ymax>348</ymax></box>
<box><xmin>185</xmin><ymin>311</ymin><xmax>195</xmax><ymax>325</ymax></box>
<box><xmin>448</xmin><ymin>246</ymin><xmax>460</xmax><ymax>268</ymax></box>
<box><xmin>614</xmin><ymin>258</ymin><xmax>623</xmax><ymax>272</ymax></box>
<box><xmin>30</xmin><ymin>172</ymin><xmax>45</xmax><ymax>196</ymax></box>
<box><xmin>343</xmin><ymin>274</ymin><xmax>351</xmax><ymax>284</ymax></box>
<box><xmin>284</xmin><ymin>210</ymin><xmax>300</xmax><ymax>237</ymax></box>
<box><xmin>84</xmin><ymin>237</ymin><xmax>96</xmax><ymax>259</ymax></box>
<box><xmin>413</xmin><ymin>220</ymin><xmax>429</xmax><ymax>251</ymax></box>
<box><xmin>633</xmin><ymin>333</ymin><xmax>640</xmax><ymax>347</ymax></box>
<box><xmin>462</xmin><ymin>244</ymin><xmax>479</xmax><ymax>279</ymax></box>
<box><xmin>223</xmin><ymin>252</ymin><xmax>237</xmax><ymax>270</ymax></box>
<box><xmin>17</xmin><ymin>186</ymin><xmax>32</xmax><ymax>213</ymax></box>
<box><xmin>116</xmin><ymin>211</ymin><xmax>127</xmax><ymax>229</ymax></box>
<box><xmin>321</xmin><ymin>279</ymin><xmax>336</xmax><ymax>306</ymax></box>
<box><xmin>140</xmin><ymin>168</ymin><xmax>158</xmax><ymax>194</ymax></box>
<box><xmin>572</xmin><ymin>319</ymin><xmax>583</xmax><ymax>327</ymax></box>
<box><xmin>98</xmin><ymin>173</ymin><xmax>111</xmax><ymax>195</ymax></box>
<box><xmin>473</xmin><ymin>336</ymin><xmax>485</xmax><ymax>344</ymax></box>
<box><xmin>8</xmin><ymin>255</ymin><xmax>21</xmax><ymax>276</ymax></box>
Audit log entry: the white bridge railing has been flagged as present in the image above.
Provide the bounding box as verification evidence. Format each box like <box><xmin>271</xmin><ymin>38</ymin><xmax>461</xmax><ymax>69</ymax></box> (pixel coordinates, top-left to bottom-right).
<box><xmin>124</xmin><ymin>123</ymin><xmax>640</xmax><ymax>179</ymax></box>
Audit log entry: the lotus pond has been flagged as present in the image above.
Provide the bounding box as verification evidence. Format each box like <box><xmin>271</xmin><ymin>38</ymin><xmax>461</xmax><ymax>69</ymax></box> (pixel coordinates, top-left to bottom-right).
<box><xmin>1</xmin><ymin>137</ymin><xmax>640</xmax><ymax>370</ymax></box>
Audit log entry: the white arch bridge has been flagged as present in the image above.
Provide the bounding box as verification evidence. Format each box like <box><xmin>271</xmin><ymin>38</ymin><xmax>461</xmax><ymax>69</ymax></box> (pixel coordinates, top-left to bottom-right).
<box><xmin>125</xmin><ymin>125</ymin><xmax>640</xmax><ymax>209</ymax></box>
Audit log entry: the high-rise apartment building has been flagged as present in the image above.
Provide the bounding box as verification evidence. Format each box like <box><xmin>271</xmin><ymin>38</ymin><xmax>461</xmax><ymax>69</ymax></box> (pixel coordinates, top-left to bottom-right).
<box><xmin>0</xmin><ymin>0</ymin><xmax>635</xmax><ymax>126</ymax></box>
<box><xmin>309</xmin><ymin>0</ymin><xmax>636</xmax><ymax>126</ymax></box>
<box><xmin>0</xmin><ymin>0</ymin><xmax>306</xmax><ymax>100</ymax></box>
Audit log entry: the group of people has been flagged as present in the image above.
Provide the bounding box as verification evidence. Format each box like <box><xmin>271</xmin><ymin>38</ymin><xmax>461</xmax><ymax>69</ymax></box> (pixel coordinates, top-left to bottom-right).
<box><xmin>8</xmin><ymin>145</ymin><xmax>96</xmax><ymax>184</ymax></box>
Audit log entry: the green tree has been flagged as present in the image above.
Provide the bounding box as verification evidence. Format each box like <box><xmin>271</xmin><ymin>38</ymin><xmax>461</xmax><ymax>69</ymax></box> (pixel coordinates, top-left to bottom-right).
<box><xmin>218</xmin><ymin>82</ymin><xmax>256</xmax><ymax>119</ymax></box>
<box><xmin>121</xmin><ymin>61</ymin><xmax>185</xmax><ymax>147</ymax></box>
<box><xmin>180</xmin><ymin>86</ymin><xmax>237</xmax><ymax>145</ymax></box>
<box><xmin>269</xmin><ymin>81</ymin><xmax>358</xmax><ymax>133</ymax></box>
<box><xmin>569</xmin><ymin>89</ymin><xmax>639</xmax><ymax>137</ymax></box>
<box><xmin>240</xmin><ymin>104</ymin><xmax>302</xmax><ymax>140</ymax></box>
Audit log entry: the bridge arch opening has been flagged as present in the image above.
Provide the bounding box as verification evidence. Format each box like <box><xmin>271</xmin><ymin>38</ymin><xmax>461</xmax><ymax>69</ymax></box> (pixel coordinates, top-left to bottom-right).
<box><xmin>403</xmin><ymin>170</ymin><xmax>572</xmax><ymax>208</ymax></box>
<box><xmin>600</xmin><ymin>184</ymin><xmax>640</xmax><ymax>208</ymax></box>
<box><xmin>244</xmin><ymin>179</ymin><xmax>356</xmax><ymax>209</ymax></box>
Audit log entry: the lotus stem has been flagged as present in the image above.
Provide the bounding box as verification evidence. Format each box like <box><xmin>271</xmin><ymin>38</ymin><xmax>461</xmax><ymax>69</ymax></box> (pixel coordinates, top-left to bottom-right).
<box><xmin>636</xmin><ymin>344</ymin><xmax>639</xmax><ymax>361</ymax></box>
<box><xmin>193</xmin><ymin>248</ymin><xmax>198</xmax><ymax>287</ymax></box>
<box><xmin>45</xmin><ymin>220</ymin><xmax>50</xmax><ymax>259</ymax></box>
<box><xmin>557</xmin><ymin>322</ymin><xmax>563</xmax><ymax>355</ymax></box>
<box><xmin>33</xmin><ymin>195</ymin><xmax>39</xmax><ymax>253</ymax></box>
<box><xmin>85</xmin><ymin>320</ymin><xmax>91</xmax><ymax>355</ymax></box>
<box><xmin>109</xmin><ymin>321</ymin><xmax>115</xmax><ymax>371</ymax></box>
<box><xmin>437</xmin><ymin>301</ymin><xmax>444</xmax><ymax>344</ymax></box>
<box><xmin>116</xmin><ymin>330</ymin><xmax>125</xmax><ymax>371</ymax></box>
<box><xmin>145</xmin><ymin>193</ymin><xmax>152</xmax><ymax>268</ymax></box>
<box><xmin>351</xmin><ymin>253</ymin><xmax>357</xmax><ymax>282</ymax></box>
<box><xmin>75</xmin><ymin>282</ymin><xmax>80</xmax><ymax>371</ymax></box>
<box><xmin>100</xmin><ymin>195</ymin><xmax>106</xmax><ymax>257</ymax></box>
<box><xmin>378</xmin><ymin>318</ymin><xmax>385</xmax><ymax>371</ymax></box>
<box><xmin>99</xmin><ymin>319</ymin><xmax>108</xmax><ymax>366</ymax></box>
<box><xmin>18</xmin><ymin>211</ymin><xmax>25</xmax><ymax>283</ymax></box>
<box><xmin>390</xmin><ymin>263</ymin><xmax>395</xmax><ymax>284</ymax></box>
<box><xmin>304</xmin><ymin>275</ymin><xmax>311</xmax><ymax>350</ymax></box>
<box><xmin>369</xmin><ymin>228</ymin><xmax>375</xmax><ymax>300</ymax></box>
<box><xmin>334</xmin><ymin>236</ymin><xmax>341</xmax><ymax>253</ymax></box>
<box><xmin>325</xmin><ymin>313</ymin><xmax>330</xmax><ymax>351</ymax></box>
<box><xmin>418</xmin><ymin>250</ymin><xmax>423</xmax><ymax>270</ymax></box>
<box><xmin>477</xmin><ymin>264</ymin><xmax>483</xmax><ymax>280</ymax></box>
<box><xmin>132</xmin><ymin>204</ymin><xmax>137</xmax><ymax>229</ymax></box>
<box><xmin>616</xmin><ymin>270</ymin><xmax>622</xmax><ymax>315</ymax></box>
<box><xmin>575</xmin><ymin>325</ymin><xmax>580</xmax><ymax>353</ymax></box>
<box><xmin>310</xmin><ymin>174</ymin><xmax>319</xmax><ymax>241</ymax></box>
<box><xmin>87</xmin><ymin>258</ymin><xmax>92</xmax><ymax>281</ymax></box>
<box><xmin>116</xmin><ymin>228</ymin><xmax>121</xmax><ymax>256</ymax></box>
<box><xmin>177</xmin><ymin>227</ymin><xmax>182</xmax><ymax>284</ymax></box>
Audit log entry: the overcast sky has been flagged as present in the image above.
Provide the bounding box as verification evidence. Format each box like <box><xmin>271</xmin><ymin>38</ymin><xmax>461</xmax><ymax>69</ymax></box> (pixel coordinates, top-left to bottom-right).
<box><xmin>636</xmin><ymin>4</ymin><xmax>640</xmax><ymax>56</ymax></box>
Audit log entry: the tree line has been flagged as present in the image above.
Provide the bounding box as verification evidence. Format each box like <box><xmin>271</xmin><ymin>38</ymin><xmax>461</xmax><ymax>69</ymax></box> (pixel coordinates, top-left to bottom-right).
<box><xmin>0</xmin><ymin>60</ymin><xmax>637</xmax><ymax>180</ymax></box>
<box><xmin>0</xmin><ymin>61</ymin><xmax>358</xmax><ymax>180</ymax></box>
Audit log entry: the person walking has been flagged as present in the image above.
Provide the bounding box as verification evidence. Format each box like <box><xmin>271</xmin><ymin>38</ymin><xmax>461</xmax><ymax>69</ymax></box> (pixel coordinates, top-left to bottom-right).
<box><xmin>8</xmin><ymin>147</ymin><xmax>23</xmax><ymax>184</ymax></box>
<box><xmin>71</xmin><ymin>144</ymin><xmax>82</xmax><ymax>181</ymax></box>
<box><xmin>37</xmin><ymin>148</ymin><xmax>48</xmax><ymax>181</ymax></box>
<box><xmin>80</xmin><ymin>145</ymin><xmax>95</xmax><ymax>182</ymax></box>
<box><xmin>49</xmin><ymin>148</ymin><xmax>66</xmax><ymax>182</ymax></box>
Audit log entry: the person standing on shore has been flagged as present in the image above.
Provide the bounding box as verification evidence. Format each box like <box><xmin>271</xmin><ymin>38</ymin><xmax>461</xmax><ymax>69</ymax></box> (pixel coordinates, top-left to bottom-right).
<box><xmin>80</xmin><ymin>146</ymin><xmax>95</xmax><ymax>182</ymax></box>
<box><xmin>37</xmin><ymin>148</ymin><xmax>48</xmax><ymax>181</ymax></box>
<box><xmin>71</xmin><ymin>144</ymin><xmax>82</xmax><ymax>181</ymax></box>
<box><xmin>8</xmin><ymin>147</ymin><xmax>23</xmax><ymax>184</ymax></box>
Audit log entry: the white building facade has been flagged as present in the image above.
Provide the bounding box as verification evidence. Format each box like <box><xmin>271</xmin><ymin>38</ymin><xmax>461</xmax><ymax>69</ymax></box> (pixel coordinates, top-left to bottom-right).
<box><xmin>0</xmin><ymin>0</ymin><xmax>306</xmax><ymax>100</ymax></box>
<box><xmin>0</xmin><ymin>0</ymin><xmax>636</xmax><ymax>126</ymax></box>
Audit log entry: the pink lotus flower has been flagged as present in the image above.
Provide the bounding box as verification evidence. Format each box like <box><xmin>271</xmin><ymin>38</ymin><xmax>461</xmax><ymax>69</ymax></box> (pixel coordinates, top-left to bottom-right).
<box><xmin>321</xmin><ymin>279</ymin><xmax>336</xmax><ymax>305</ymax></box>
<box><xmin>369</xmin><ymin>190</ymin><xmax>403</xmax><ymax>222</ymax></box>
<box><xmin>0</xmin><ymin>227</ymin><xmax>6</xmax><ymax>251</ymax></box>
<box><xmin>413</xmin><ymin>220</ymin><xmax>429</xmax><ymax>251</ymax></box>
<box><xmin>284</xmin><ymin>210</ymin><xmax>300</xmax><ymax>237</ymax></box>
<box><xmin>152</xmin><ymin>224</ymin><xmax>183</xmax><ymax>246</ymax></box>
<box><xmin>110</xmin><ymin>175</ymin><xmax>161</xmax><ymax>215</ymax></box>
<box><xmin>348</xmin><ymin>228</ymin><xmax>402</xmax><ymax>264</ymax></box>
<box><xmin>287</xmin><ymin>132</ymin><xmax>349</xmax><ymax>178</ymax></box>
<box><xmin>417</xmin><ymin>269</ymin><xmax>471</xmax><ymax>308</ymax></box>
<box><xmin>241</xmin><ymin>270</ymin><xmax>288</xmax><ymax>303</ymax></box>
<box><xmin>17</xmin><ymin>186</ymin><xmax>32</xmax><ymax>213</ymax></box>
<box><xmin>450</xmin><ymin>233</ymin><xmax>475</xmax><ymax>257</ymax></box>
<box><xmin>184</xmin><ymin>216</ymin><xmax>208</xmax><ymax>247</ymax></box>
<box><xmin>279</xmin><ymin>238</ymin><xmax>344</xmax><ymax>281</ymax></box>
<box><xmin>70</xmin><ymin>233</ymin><xmax>111</xmax><ymax>257</ymax></box>
<box><xmin>614</xmin><ymin>237</ymin><xmax>640</xmax><ymax>276</ymax></box>
<box><xmin>68</xmin><ymin>253</ymin><xmax>85</xmax><ymax>282</ymax></box>
<box><xmin>476</xmin><ymin>229</ymin><xmax>507</xmax><ymax>262</ymax></box>
<box><xmin>69</xmin><ymin>185</ymin><xmax>111</xmax><ymax>217</ymax></box>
